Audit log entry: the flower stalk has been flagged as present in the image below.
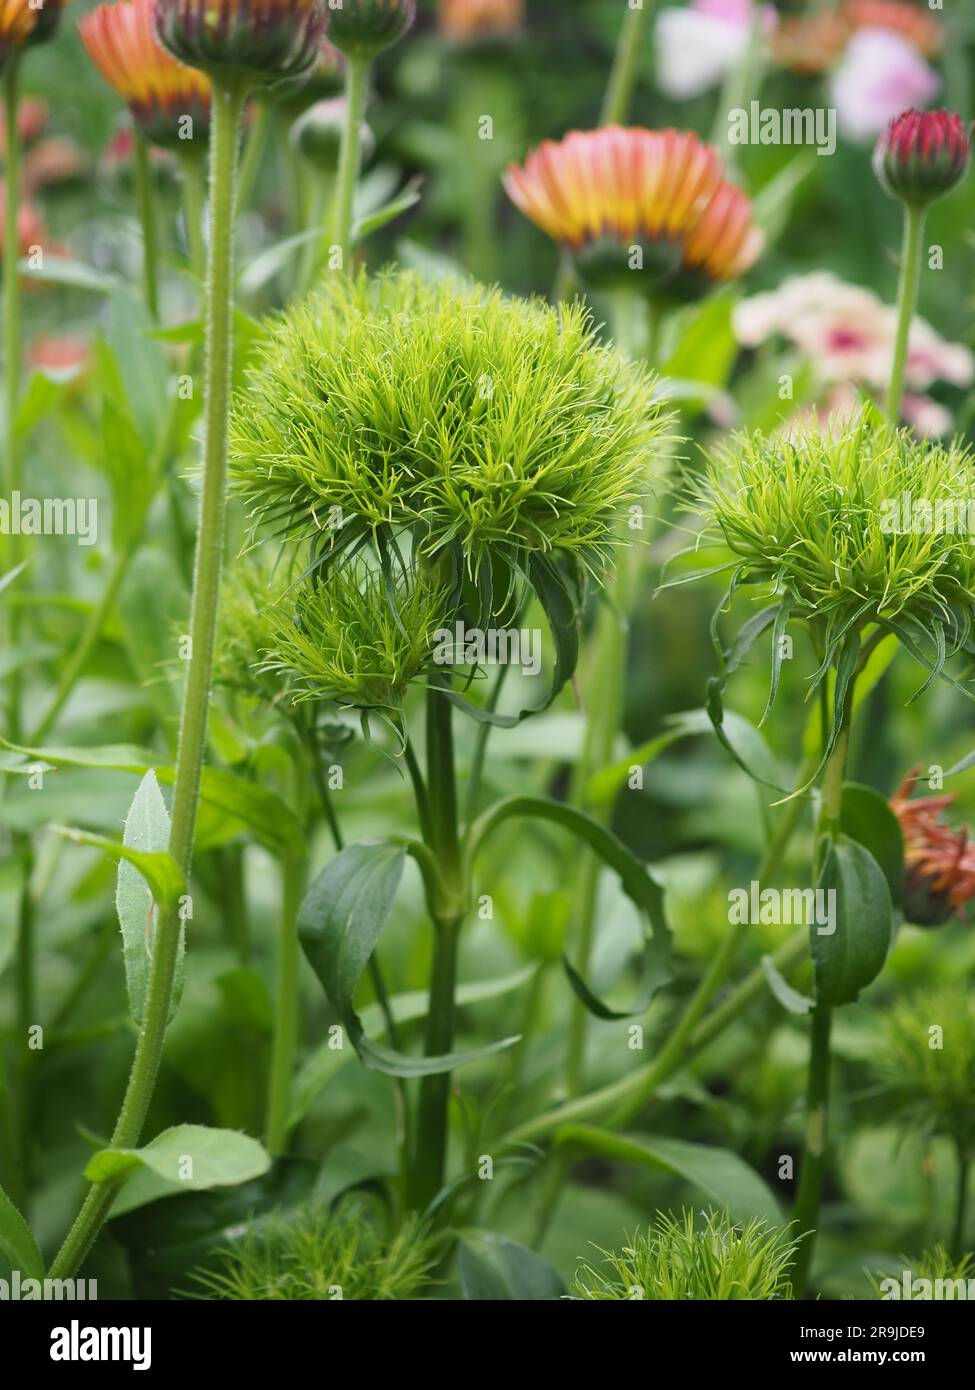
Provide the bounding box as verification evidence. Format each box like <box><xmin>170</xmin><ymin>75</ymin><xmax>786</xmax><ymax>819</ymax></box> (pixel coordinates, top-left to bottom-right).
<box><xmin>886</xmin><ymin>200</ymin><xmax>925</xmax><ymax>423</ymax></box>
<box><xmin>48</xmin><ymin>76</ymin><xmax>248</xmax><ymax>1280</ymax></box>
<box><xmin>601</xmin><ymin>0</ymin><xmax>653</xmax><ymax>126</ymax></box>
<box><xmin>331</xmin><ymin>53</ymin><xmax>368</xmax><ymax>268</ymax></box>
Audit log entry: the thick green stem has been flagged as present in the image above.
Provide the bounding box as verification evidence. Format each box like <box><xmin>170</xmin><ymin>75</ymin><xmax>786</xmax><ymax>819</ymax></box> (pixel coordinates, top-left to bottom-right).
<box><xmin>791</xmin><ymin>1004</ymin><xmax>833</xmax><ymax>1296</ymax></box>
<box><xmin>331</xmin><ymin>54</ymin><xmax>369</xmax><ymax>268</ymax></box>
<box><xmin>265</xmin><ymin>853</ymin><xmax>307</xmax><ymax>1155</ymax></box>
<box><xmin>601</xmin><ymin>1</ymin><xmax>654</xmax><ymax>126</ymax></box>
<box><xmin>407</xmin><ymin>687</ymin><xmax>464</xmax><ymax>1212</ymax></box>
<box><xmin>886</xmin><ymin>201</ymin><xmax>926</xmax><ymax>424</ymax></box>
<box><xmin>48</xmin><ymin>80</ymin><xmax>247</xmax><ymax>1280</ymax></box>
<box><xmin>133</xmin><ymin>134</ymin><xmax>160</xmax><ymax>322</ymax></box>
<box><xmin>180</xmin><ymin>152</ymin><xmax>207</xmax><ymax>280</ymax></box>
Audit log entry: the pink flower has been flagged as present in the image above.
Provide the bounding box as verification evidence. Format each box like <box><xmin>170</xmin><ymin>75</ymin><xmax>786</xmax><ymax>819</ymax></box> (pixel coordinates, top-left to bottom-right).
<box><xmin>830</xmin><ymin>28</ymin><xmax>940</xmax><ymax>142</ymax></box>
<box><xmin>901</xmin><ymin>394</ymin><xmax>953</xmax><ymax>439</ymax></box>
<box><xmin>655</xmin><ymin>0</ymin><xmax>776</xmax><ymax>100</ymax></box>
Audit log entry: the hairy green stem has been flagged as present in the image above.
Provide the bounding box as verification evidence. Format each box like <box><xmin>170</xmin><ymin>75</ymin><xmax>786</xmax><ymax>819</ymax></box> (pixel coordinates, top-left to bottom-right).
<box><xmin>48</xmin><ymin>80</ymin><xmax>247</xmax><ymax>1279</ymax></box>
<box><xmin>886</xmin><ymin>201</ymin><xmax>926</xmax><ymax>424</ymax></box>
<box><xmin>3</xmin><ymin>57</ymin><xmax>23</xmax><ymax>732</ymax></box>
<box><xmin>332</xmin><ymin>54</ymin><xmax>369</xmax><ymax>270</ymax></box>
<box><xmin>601</xmin><ymin>1</ymin><xmax>654</xmax><ymax>126</ymax></box>
<box><xmin>133</xmin><ymin>133</ymin><xmax>160</xmax><ymax>321</ymax></box>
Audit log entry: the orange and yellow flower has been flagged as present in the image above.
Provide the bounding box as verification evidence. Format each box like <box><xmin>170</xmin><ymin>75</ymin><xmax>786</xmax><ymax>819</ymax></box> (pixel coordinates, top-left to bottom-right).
<box><xmin>0</xmin><ymin>0</ymin><xmax>37</xmax><ymax>68</ymax></box>
<box><xmin>439</xmin><ymin>0</ymin><xmax>523</xmax><ymax>42</ymax></box>
<box><xmin>80</xmin><ymin>0</ymin><xmax>211</xmax><ymax>149</ymax></box>
<box><xmin>504</xmin><ymin>126</ymin><xmax>763</xmax><ymax>294</ymax></box>
<box><xmin>890</xmin><ymin>769</ymin><xmax>975</xmax><ymax>926</ymax></box>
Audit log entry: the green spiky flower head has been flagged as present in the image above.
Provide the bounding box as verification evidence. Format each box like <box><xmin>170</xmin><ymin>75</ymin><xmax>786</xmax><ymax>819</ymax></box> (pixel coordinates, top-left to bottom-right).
<box><xmin>692</xmin><ymin>412</ymin><xmax>975</xmax><ymax>719</ymax></box>
<box><xmin>230</xmin><ymin>269</ymin><xmax>668</xmax><ymax>717</ymax></box>
<box><xmin>876</xmin><ymin>985</ymin><xmax>975</xmax><ymax>1148</ymax></box>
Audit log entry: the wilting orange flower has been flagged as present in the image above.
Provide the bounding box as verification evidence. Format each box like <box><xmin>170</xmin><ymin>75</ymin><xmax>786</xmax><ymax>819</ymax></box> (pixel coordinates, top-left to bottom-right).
<box><xmin>80</xmin><ymin>0</ymin><xmax>211</xmax><ymax>149</ymax></box>
<box><xmin>505</xmin><ymin>126</ymin><xmax>763</xmax><ymax>293</ymax></box>
<box><xmin>439</xmin><ymin>0</ymin><xmax>523</xmax><ymax>42</ymax></box>
<box><xmin>0</xmin><ymin>0</ymin><xmax>37</xmax><ymax>67</ymax></box>
<box><xmin>29</xmin><ymin>332</ymin><xmax>92</xmax><ymax>382</ymax></box>
<box><xmin>890</xmin><ymin>768</ymin><xmax>975</xmax><ymax>926</ymax></box>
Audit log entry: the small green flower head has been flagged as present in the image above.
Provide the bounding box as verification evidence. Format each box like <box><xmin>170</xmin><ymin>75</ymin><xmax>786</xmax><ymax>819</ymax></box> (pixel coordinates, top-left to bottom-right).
<box><xmin>694</xmin><ymin>412</ymin><xmax>975</xmax><ymax>701</ymax></box>
<box><xmin>327</xmin><ymin>0</ymin><xmax>415</xmax><ymax>61</ymax></box>
<box><xmin>232</xmin><ymin>269</ymin><xmax>665</xmax><ymax>584</ymax></box>
<box><xmin>260</xmin><ymin>555</ymin><xmax>452</xmax><ymax>714</ymax></box>
<box><xmin>572</xmin><ymin>1210</ymin><xmax>800</xmax><ymax>1301</ymax></box>
<box><xmin>876</xmin><ymin>985</ymin><xmax>975</xmax><ymax>1147</ymax></box>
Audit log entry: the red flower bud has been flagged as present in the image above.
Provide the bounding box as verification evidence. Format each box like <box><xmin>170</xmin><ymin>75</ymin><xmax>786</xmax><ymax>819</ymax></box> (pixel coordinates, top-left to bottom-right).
<box><xmin>873</xmin><ymin>108</ymin><xmax>972</xmax><ymax>207</ymax></box>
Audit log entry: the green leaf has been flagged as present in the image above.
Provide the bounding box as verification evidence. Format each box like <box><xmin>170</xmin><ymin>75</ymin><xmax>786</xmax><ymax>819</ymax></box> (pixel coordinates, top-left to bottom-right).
<box><xmin>299</xmin><ymin>842</ymin><xmax>520</xmax><ymax>1077</ymax></box>
<box><xmin>289</xmin><ymin>965</ymin><xmax>534</xmax><ymax>1125</ymax></box>
<box><xmin>840</xmin><ymin>783</ymin><xmax>905</xmax><ymax>909</ymax></box>
<box><xmin>811</xmin><ymin>836</ymin><xmax>893</xmax><ymax>1007</ymax></box>
<box><xmin>457</xmin><ymin>1232</ymin><xmax>565</xmax><ymax>1300</ymax></box>
<box><xmin>0</xmin><ymin>1183</ymin><xmax>45</xmax><ymax>1282</ymax></box>
<box><xmin>116</xmin><ymin>771</ymin><xmax>185</xmax><ymax>1025</ymax></box>
<box><xmin>554</xmin><ymin>1126</ymin><xmax>782</xmax><ymax>1224</ymax></box>
<box><xmin>761</xmin><ymin>954</ymin><xmax>813</xmax><ymax>1016</ymax></box>
<box><xmin>353</xmin><ymin>176</ymin><xmax>423</xmax><ymax>243</ymax></box>
<box><xmin>469</xmin><ymin>796</ymin><xmax>672</xmax><ymax>1018</ymax></box>
<box><xmin>18</xmin><ymin>253</ymin><xmax>119</xmax><ymax>294</ymax></box>
<box><xmin>0</xmin><ymin>739</ymin><xmax>303</xmax><ymax>858</ymax></box>
<box><xmin>53</xmin><ymin>822</ymin><xmax>184</xmax><ymax>908</ymax></box>
<box><xmin>237</xmin><ymin>228</ymin><xmax>326</xmax><ymax>296</ymax></box>
<box><xmin>85</xmin><ymin>1124</ymin><xmax>271</xmax><ymax>1217</ymax></box>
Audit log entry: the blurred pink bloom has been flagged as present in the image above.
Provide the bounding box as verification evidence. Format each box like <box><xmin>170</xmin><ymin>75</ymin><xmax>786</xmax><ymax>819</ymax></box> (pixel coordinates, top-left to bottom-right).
<box><xmin>901</xmin><ymin>394</ymin><xmax>953</xmax><ymax>439</ymax></box>
<box><xmin>830</xmin><ymin>28</ymin><xmax>940</xmax><ymax>141</ymax></box>
<box><xmin>655</xmin><ymin>0</ymin><xmax>776</xmax><ymax>100</ymax></box>
<box><xmin>734</xmin><ymin>272</ymin><xmax>973</xmax><ymax>435</ymax></box>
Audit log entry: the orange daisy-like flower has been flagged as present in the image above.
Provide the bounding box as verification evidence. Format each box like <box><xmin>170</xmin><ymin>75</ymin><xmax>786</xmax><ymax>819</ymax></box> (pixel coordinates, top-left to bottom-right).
<box><xmin>439</xmin><ymin>0</ymin><xmax>523</xmax><ymax>42</ymax></box>
<box><xmin>504</xmin><ymin>126</ymin><xmax>763</xmax><ymax>295</ymax></box>
<box><xmin>79</xmin><ymin>0</ymin><xmax>211</xmax><ymax>150</ymax></box>
<box><xmin>0</xmin><ymin>0</ymin><xmax>37</xmax><ymax>69</ymax></box>
<box><xmin>889</xmin><ymin>768</ymin><xmax>975</xmax><ymax>926</ymax></box>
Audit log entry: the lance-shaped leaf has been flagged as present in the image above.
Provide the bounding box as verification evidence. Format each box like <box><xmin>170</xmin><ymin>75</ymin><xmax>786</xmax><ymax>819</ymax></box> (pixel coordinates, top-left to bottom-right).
<box><xmin>85</xmin><ymin>1124</ymin><xmax>271</xmax><ymax>1217</ymax></box>
<box><xmin>298</xmin><ymin>841</ymin><xmax>519</xmax><ymax>1078</ymax></box>
<box><xmin>116</xmin><ymin>771</ymin><xmax>184</xmax><ymax>1025</ymax></box>
<box><xmin>468</xmin><ymin>796</ymin><xmax>672</xmax><ymax>1019</ymax></box>
<box><xmin>811</xmin><ymin>835</ymin><xmax>893</xmax><ymax>1007</ymax></box>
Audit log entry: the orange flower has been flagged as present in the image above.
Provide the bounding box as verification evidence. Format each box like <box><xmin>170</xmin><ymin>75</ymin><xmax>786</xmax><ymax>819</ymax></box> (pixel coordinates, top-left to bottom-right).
<box><xmin>0</xmin><ymin>97</ymin><xmax>48</xmax><ymax>155</ymax></box>
<box><xmin>439</xmin><ymin>0</ymin><xmax>523</xmax><ymax>42</ymax></box>
<box><xmin>504</xmin><ymin>126</ymin><xmax>763</xmax><ymax>293</ymax></box>
<box><xmin>0</xmin><ymin>178</ymin><xmax>46</xmax><ymax>257</ymax></box>
<box><xmin>79</xmin><ymin>0</ymin><xmax>211</xmax><ymax>149</ymax></box>
<box><xmin>890</xmin><ymin>769</ymin><xmax>975</xmax><ymax>926</ymax></box>
<box><xmin>0</xmin><ymin>0</ymin><xmax>37</xmax><ymax>67</ymax></box>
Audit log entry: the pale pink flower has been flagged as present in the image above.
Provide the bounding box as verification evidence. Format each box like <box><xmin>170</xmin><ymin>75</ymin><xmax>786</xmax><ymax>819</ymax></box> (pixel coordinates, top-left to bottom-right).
<box><xmin>830</xmin><ymin>28</ymin><xmax>940</xmax><ymax>142</ymax></box>
<box><xmin>655</xmin><ymin>0</ymin><xmax>776</xmax><ymax>100</ymax></box>
<box><xmin>901</xmin><ymin>393</ymin><xmax>954</xmax><ymax>438</ymax></box>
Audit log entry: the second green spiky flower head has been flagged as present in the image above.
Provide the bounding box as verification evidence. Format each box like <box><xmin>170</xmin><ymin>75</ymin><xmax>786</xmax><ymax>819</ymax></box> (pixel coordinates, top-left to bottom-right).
<box><xmin>327</xmin><ymin>0</ymin><xmax>414</xmax><ymax>60</ymax></box>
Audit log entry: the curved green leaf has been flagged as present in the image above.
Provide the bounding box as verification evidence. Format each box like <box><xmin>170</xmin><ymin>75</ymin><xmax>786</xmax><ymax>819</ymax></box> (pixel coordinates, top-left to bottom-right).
<box><xmin>86</xmin><ymin>1124</ymin><xmax>271</xmax><ymax>1217</ymax></box>
<box><xmin>554</xmin><ymin>1125</ymin><xmax>782</xmax><ymax>1224</ymax></box>
<box><xmin>840</xmin><ymin>783</ymin><xmax>905</xmax><ymax>909</ymax></box>
<box><xmin>115</xmin><ymin>771</ymin><xmax>185</xmax><ymax>1025</ymax></box>
<box><xmin>469</xmin><ymin>796</ymin><xmax>672</xmax><ymax>1018</ymax></box>
<box><xmin>298</xmin><ymin>841</ymin><xmax>519</xmax><ymax>1078</ymax></box>
<box><xmin>457</xmin><ymin>1232</ymin><xmax>565</xmax><ymax>1301</ymax></box>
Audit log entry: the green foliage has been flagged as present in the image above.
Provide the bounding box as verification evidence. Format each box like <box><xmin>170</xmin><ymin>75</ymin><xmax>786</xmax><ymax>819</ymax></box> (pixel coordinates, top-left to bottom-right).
<box><xmin>187</xmin><ymin>1198</ymin><xmax>438</xmax><ymax>1301</ymax></box>
<box><xmin>571</xmin><ymin>1209</ymin><xmax>800</xmax><ymax>1301</ymax></box>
